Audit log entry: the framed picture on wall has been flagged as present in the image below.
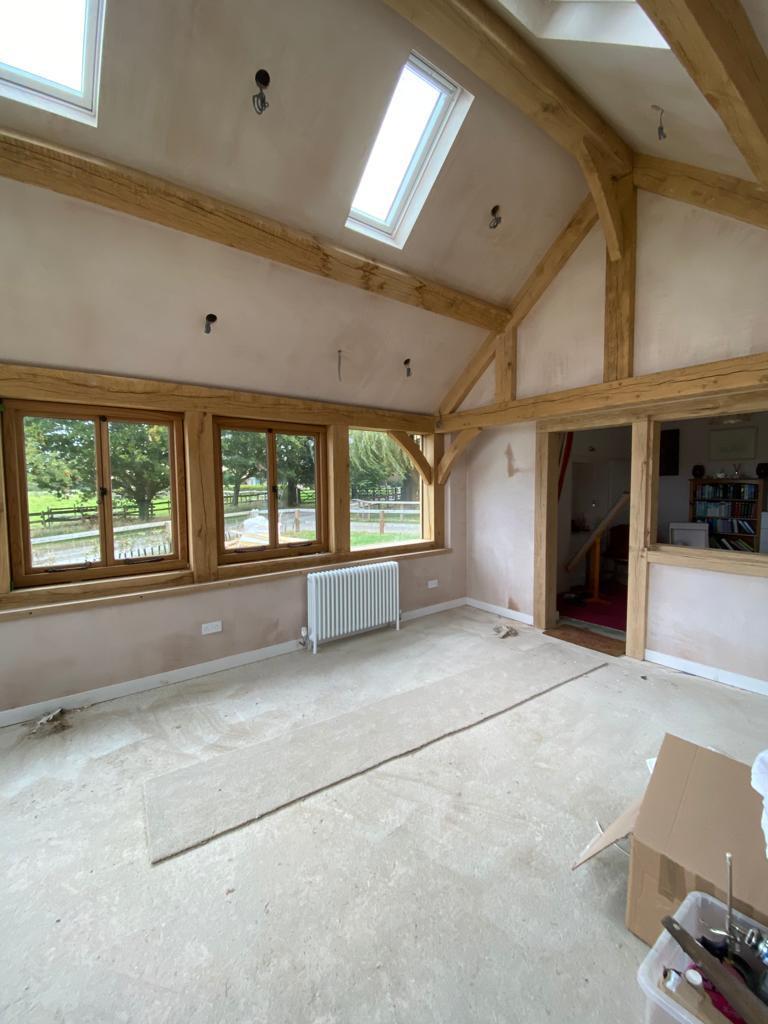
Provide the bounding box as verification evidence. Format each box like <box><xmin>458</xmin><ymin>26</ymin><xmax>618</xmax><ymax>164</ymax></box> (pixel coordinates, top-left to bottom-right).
<box><xmin>709</xmin><ymin>427</ymin><xmax>757</xmax><ymax>461</ymax></box>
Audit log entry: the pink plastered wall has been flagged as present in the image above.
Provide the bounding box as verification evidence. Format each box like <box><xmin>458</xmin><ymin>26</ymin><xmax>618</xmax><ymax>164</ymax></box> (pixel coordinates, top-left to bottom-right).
<box><xmin>0</xmin><ymin>473</ymin><xmax>467</xmax><ymax>713</ymax></box>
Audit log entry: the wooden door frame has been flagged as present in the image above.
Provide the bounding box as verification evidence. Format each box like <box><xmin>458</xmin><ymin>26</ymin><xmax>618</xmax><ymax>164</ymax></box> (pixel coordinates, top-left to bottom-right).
<box><xmin>534</xmin><ymin>415</ymin><xmax>658</xmax><ymax>659</ymax></box>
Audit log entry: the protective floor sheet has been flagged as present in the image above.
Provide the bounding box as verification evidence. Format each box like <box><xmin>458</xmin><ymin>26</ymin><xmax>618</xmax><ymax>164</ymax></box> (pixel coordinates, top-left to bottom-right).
<box><xmin>144</xmin><ymin>643</ymin><xmax>604</xmax><ymax>862</ymax></box>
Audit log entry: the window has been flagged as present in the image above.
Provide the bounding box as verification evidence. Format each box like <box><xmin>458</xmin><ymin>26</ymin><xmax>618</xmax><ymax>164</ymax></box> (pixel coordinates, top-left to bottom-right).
<box><xmin>656</xmin><ymin>411</ymin><xmax>767</xmax><ymax>557</ymax></box>
<box><xmin>346</xmin><ymin>53</ymin><xmax>473</xmax><ymax>249</ymax></box>
<box><xmin>3</xmin><ymin>402</ymin><xmax>187</xmax><ymax>585</ymax></box>
<box><xmin>348</xmin><ymin>430</ymin><xmax>424</xmax><ymax>550</ymax></box>
<box><xmin>0</xmin><ymin>0</ymin><xmax>106</xmax><ymax>124</ymax></box>
<box><xmin>215</xmin><ymin>420</ymin><xmax>327</xmax><ymax>563</ymax></box>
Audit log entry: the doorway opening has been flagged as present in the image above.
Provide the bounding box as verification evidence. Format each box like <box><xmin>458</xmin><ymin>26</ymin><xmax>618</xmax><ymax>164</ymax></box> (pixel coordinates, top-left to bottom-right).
<box><xmin>553</xmin><ymin>425</ymin><xmax>633</xmax><ymax>654</ymax></box>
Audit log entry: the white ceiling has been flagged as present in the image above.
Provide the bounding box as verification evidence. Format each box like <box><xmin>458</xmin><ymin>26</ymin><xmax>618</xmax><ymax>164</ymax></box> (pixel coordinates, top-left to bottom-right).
<box><xmin>0</xmin><ymin>0</ymin><xmax>588</xmax><ymax>308</ymax></box>
<box><xmin>0</xmin><ymin>0</ymin><xmax>764</xmax><ymax>315</ymax></box>
<box><xmin>491</xmin><ymin>0</ymin><xmax>760</xmax><ymax>180</ymax></box>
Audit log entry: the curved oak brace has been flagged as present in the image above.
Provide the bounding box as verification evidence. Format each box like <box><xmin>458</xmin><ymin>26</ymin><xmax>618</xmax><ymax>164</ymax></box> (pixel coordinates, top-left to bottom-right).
<box><xmin>387</xmin><ymin>431</ymin><xmax>433</xmax><ymax>486</ymax></box>
<box><xmin>437</xmin><ymin>428</ymin><xmax>482</xmax><ymax>485</ymax></box>
<box><xmin>579</xmin><ymin>139</ymin><xmax>625</xmax><ymax>262</ymax></box>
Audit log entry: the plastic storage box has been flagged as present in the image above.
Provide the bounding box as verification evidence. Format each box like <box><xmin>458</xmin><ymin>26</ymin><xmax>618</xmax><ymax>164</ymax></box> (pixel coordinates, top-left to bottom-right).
<box><xmin>637</xmin><ymin>890</ymin><xmax>762</xmax><ymax>1024</ymax></box>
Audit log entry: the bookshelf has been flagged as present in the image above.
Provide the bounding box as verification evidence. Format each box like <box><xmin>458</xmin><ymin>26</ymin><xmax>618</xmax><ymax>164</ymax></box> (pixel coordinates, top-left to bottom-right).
<box><xmin>689</xmin><ymin>478</ymin><xmax>766</xmax><ymax>551</ymax></box>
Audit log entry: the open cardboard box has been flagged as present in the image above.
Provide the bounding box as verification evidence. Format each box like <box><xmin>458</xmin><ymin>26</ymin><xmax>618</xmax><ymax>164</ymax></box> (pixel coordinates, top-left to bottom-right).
<box><xmin>574</xmin><ymin>734</ymin><xmax>768</xmax><ymax>946</ymax></box>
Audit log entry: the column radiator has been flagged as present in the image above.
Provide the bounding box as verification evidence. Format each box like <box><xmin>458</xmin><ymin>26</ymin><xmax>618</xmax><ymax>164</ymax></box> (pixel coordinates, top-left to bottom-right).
<box><xmin>307</xmin><ymin>562</ymin><xmax>400</xmax><ymax>653</ymax></box>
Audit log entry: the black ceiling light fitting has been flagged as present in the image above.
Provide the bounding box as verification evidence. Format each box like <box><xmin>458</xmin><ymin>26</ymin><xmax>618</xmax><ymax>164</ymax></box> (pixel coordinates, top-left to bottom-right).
<box><xmin>252</xmin><ymin>69</ymin><xmax>270</xmax><ymax>115</ymax></box>
<box><xmin>489</xmin><ymin>205</ymin><xmax>502</xmax><ymax>230</ymax></box>
<box><xmin>652</xmin><ymin>104</ymin><xmax>666</xmax><ymax>141</ymax></box>
<box><xmin>204</xmin><ymin>313</ymin><xmax>218</xmax><ymax>335</ymax></box>
<box><xmin>404</xmin><ymin>358</ymin><xmax>412</xmax><ymax>379</ymax></box>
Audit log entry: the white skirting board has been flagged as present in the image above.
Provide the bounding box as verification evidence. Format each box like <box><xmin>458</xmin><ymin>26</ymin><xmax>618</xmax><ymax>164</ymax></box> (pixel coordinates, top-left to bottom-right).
<box><xmin>645</xmin><ymin>650</ymin><xmax>768</xmax><ymax>699</ymax></box>
<box><xmin>464</xmin><ymin>597</ymin><xmax>534</xmax><ymax>625</ymax></box>
<box><xmin>0</xmin><ymin>599</ymin><xmax>467</xmax><ymax>728</ymax></box>
<box><xmin>4</xmin><ymin>598</ymin><xmax>762</xmax><ymax>728</ymax></box>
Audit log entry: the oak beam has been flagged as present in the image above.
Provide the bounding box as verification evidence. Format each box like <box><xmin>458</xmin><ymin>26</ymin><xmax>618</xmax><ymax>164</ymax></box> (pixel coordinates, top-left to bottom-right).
<box><xmin>533</xmin><ymin>430</ymin><xmax>560</xmax><ymax>630</ymax></box>
<box><xmin>437</xmin><ymin>351</ymin><xmax>768</xmax><ymax>431</ymax></box>
<box><xmin>0</xmin><ymin>131</ymin><xmax>507</xmax><ymax>333</ymax></box>
<box><xmin>495</xmin><ymin>327</ymin><xmax>517</xmax><ymax>403</ymax></box>
<box><xmin>579</xmin><ymin>139</ymin><xmax>625</xmax><ymax>261</ymax></box>
<box><xmin>380</xmin><ymin>0</ymin><xmax>631</xmax><ymax>175</ymax></box>
<box><xmin>626</xmin><ymin>418</ymin><xmax>660</xmax><ymax>660</ymax></box>
<box><xmin>422</xmin><ymin>433</ymin><xmax>446</xmax><ymax>546</ymax></box>
<box><xmin>328</xmin><ymin>425</ymin><xmax>351</xmax><ymax>554</ymax></box>
<box><xmin>388</xmin><ymin>431</ymin><xmax>433</xmax><ymax>485</ymax></box>
<box><xmin>636</xmin><ymin>0</ymin><xmax>768</xmax><ymax>186</ymax></box>
<box><xmin>183</xmin><ymin>412</ymin><xmax>219</xmax><ymax>584</ymax></box>
<box><xmin>0</xmin><ymin>361</ymin><xmax>436</xmax><ymax>435</ymax></box>
<box><xmin>633</xmin><ymin>154</ymin><xmax>768</xmax><ymax>231</ymax></box>
<box><xmin>437</xmin><ymin>428</ymin><xmax>482</xmax><ymax>484</ymax></box>
<box><xmin>603</xmin><ymin>177</ymin><xmax>637</xmax><ymax>382</ymax></box>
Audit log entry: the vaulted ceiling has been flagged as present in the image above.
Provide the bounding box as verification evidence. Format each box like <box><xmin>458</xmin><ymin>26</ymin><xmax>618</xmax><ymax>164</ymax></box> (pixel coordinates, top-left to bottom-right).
<box><xmin>2</xmin><ymin>0</ymin><xmax>765</xmax><ymax>304</ymax></box>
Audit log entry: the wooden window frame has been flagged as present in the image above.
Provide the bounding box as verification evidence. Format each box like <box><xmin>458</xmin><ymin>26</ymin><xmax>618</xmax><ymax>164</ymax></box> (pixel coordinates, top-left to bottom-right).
<box><xmin>214</xmin><ymin>417</ymin><xmax>329</xmax><ymax>566</ymax></box>
<box><xmin>2</xmin><ymin>400</ymin><xmax>188</xmax><ymax>587</ymax></box>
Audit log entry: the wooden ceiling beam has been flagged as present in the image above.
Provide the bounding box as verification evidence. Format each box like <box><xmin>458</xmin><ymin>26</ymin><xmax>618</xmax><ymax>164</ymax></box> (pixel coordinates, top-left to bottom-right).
<box><xmin>636</xmin><ymin>0</ymin><xmax>768</xmax><ymax>187</ymax></box>
<box><xmin>633</xmin><ymin>154</ymin><xmax>768</xmax><ymax>231</ymax></box>
<box><xmin>380</xmin><ymin>0</ymin><xmax>632</xmax><ymax>176</ymax></box>
<box><xmin>0</xmin><ymin>361</ymin><xmax>436</xmax><ymax>434</ymax></box>
<box><xmin>0</xmin><ymin>130</ymin><xmax>508</xmax><ymax>333</ymax></box>
<box><xmin>437</xmin><ymin>351</ymin><xmax>768</xmax><ymax>431</ymax></box>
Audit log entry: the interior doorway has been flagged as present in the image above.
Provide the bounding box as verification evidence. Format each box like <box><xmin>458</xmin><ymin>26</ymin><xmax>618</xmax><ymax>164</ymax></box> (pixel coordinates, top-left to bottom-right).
<box><xmin>553</xmin><ymin>425</ymin><xmax>633</xmax><ymax>653</ymax></box>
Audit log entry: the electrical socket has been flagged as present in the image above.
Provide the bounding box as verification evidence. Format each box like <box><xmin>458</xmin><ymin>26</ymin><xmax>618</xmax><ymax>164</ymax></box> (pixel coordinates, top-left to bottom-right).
<box><xmin>201</xmin><ymin>620</ymin><xmax>223</xmax><ymax>635</ymax></box>
<box><xmin>427</xmin><ymin>579</ymin><xmax>439</xmax><ymax>589</ymax></box>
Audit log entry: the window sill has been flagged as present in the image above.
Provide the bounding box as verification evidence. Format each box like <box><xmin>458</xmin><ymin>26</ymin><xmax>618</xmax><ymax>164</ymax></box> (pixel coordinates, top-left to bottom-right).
<box><xmin>0</xmin><ymin>544</ymin><xmax>451</xmax><ymax>621</ymax></box>
<box><xmin>647</xmin><ymin>544</ymin><xmax>768</xmax><ymax>578</ymax></box>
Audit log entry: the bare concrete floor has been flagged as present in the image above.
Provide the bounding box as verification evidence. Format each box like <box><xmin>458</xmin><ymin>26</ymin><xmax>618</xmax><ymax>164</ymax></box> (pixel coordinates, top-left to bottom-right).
<box><xmin>1</xmin><ymin>607</ymin><xmax>766</xmax><ymax>1023</ymax></box>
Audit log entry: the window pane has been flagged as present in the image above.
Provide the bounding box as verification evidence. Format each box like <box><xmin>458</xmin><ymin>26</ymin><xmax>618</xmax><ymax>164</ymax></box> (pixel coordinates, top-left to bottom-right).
<box><xmin>0</xmin><ymin>0</ymin><xmax>87</xmax><ymax>92</ymax></box>
<box><xmin>22</xmin><ymin>414</ymin><xmax>102</xmax><ymax>568</ymax></box>
<box><xmin>108</xmin><ymin>420</ymin><xmax>174</xmax><ymax>561</ymax></box>
<box><xmin>276</xmin><ymin>434</ymin><xmax>317</xmax><ymax>545</ymax></box>
<box><xmin>351</xmin><ymin>61</ymin><xmax>444</xmax><ymax>223</ymax></box>
<box><xmin>349</xmin><ymin>430</ymin><xmax>423</xmax><ymax>550</ymax></box>
<box><xmin>220</xmin><ymin>428</ymin><xmax>269</xmax><ymax>549</ymax></box>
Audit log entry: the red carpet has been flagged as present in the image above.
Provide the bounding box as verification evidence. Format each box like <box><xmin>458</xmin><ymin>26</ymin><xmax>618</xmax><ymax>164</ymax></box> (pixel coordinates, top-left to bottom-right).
<box><xmin>557</xmin><ymin>582</ymin><xmax>627</xmax><ymax>632</ymax></box>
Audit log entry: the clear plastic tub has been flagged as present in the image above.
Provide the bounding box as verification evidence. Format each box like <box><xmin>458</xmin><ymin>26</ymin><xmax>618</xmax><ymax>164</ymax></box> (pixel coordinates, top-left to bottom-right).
<box><xmin>636</xmin><ymin>890</ymin><xmax>762</xmax><ymax>1024</ymax></box>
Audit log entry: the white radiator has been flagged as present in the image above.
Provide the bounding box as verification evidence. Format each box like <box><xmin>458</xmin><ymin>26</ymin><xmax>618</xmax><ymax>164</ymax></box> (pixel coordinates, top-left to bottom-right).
<box><xmin>307</xmin><ymin>562</ymin><xmax>400</xmax><ymax>653</ymax></box>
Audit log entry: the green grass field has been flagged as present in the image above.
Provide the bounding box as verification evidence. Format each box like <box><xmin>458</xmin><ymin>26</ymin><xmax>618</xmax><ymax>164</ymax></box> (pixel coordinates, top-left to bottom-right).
<box><xmin>25</xmin><ymin>490</ymin><xmax>96</xmax><ymax>515</ymax></box>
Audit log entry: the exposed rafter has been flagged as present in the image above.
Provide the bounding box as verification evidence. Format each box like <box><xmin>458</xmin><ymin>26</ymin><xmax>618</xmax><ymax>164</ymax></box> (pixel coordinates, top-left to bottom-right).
<box><xmin>633</xmin><ymin>154</ymin><xmax>768</xmax><ymax>231</ymax></box>
<box><xmin>437</xmin><ymin>428</ymin><xmax>483</xmax><ymax>484</ymax></box>
<box><xmin>380</xmin><ymin>0</ymin><xmax>632</xmax><ymax>176</ymax></box>
<box><xmin>437</xmin><ymin>351</ymin><xmax>768</xmax><ymax>431</ymax></box>
<box><xmin>387</xmin><ymin>431</ymin><xmax>434</xmax><ymax>485</ymax></box>
<box><xmin>437</xmin><ymin>195</ymin><xmax>598</xmax><ymax>416</ymax></box>
<box><xmin>636</xmin><ymin>0</ymin><xmax>768</xmax><ymax>187</ymax></box>
<box><xmin>0</xmin><ymin>131</ymin><xmax>507</xmax><ymax>333</ymax></box>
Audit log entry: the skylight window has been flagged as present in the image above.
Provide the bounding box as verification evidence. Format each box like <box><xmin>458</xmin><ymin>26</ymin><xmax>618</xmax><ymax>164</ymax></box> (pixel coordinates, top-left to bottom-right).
<box><xmin>346</xmin><ymin>53</ymin><xmax>473</xmax><ymax>249</ymax></box>
<box><xmin>0</xmin><ymin>0</ymin><xmax>106</xmax><ymax>125</ymax></box>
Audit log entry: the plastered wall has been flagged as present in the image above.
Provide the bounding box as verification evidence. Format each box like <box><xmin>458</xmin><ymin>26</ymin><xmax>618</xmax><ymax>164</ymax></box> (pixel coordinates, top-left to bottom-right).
<box><xmin>465</xmin><ymin>195</ymin><xmax>768</xmax><ymax>685</ymax></box>
<box><xmin>0</xmin><ymin>469</ymin><xmax>467</xmax><ymax>713</ymax></box>
<box><xmin>465</xmin><ymin>425</ymin><xmax>536</xmax><ymax>617</ymax></box>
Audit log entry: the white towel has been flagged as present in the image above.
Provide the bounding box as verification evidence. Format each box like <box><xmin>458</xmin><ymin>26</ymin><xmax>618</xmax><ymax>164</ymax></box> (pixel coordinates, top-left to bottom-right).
<box><xmin>752</xmin><ymin>750</ymin><xmax>768</xmax><ymax>858</ymax></box>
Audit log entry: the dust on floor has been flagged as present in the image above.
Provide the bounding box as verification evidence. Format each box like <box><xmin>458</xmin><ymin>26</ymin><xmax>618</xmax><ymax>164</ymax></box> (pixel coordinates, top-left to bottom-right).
<box><xmin>1</xmin><ymin>606</ymin><xmax>765</xmax><ymax>1024</ymax></box>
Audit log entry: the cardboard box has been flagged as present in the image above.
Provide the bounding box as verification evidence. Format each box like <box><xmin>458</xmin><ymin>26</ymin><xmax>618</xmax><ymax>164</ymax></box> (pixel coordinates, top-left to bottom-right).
<box><xmin>574</xmin><ymin>734</ymin><xmax>768</xmax><ymax>946</ymax></box>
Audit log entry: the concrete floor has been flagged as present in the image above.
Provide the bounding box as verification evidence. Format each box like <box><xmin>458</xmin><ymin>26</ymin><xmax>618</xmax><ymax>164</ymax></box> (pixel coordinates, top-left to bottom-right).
<box><xmin>1</xmin><ymin>606</ymin><xmax>766</xmax><ymax>1023</ymax></box>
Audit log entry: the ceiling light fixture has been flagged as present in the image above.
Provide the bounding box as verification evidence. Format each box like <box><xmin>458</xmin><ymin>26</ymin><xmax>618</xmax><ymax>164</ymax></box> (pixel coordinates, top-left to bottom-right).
<box><xmin>489</xmin><ymin>205</ymin><xmax>502</xmax><ymax>229</ymax></box>
<box><xmin>252</xmin><ymin>69</ymin><xmax>270</xmax><ymax>115</ymax></box>
<box><xmin>204</xmin><ymin>313</ymin><xmax>218</xmax><ymax>334</ymax></box>
<box><xmin>651</xmin><ymin>104</ymin><xmax>666</xmax><ymax>141</ymax></box>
